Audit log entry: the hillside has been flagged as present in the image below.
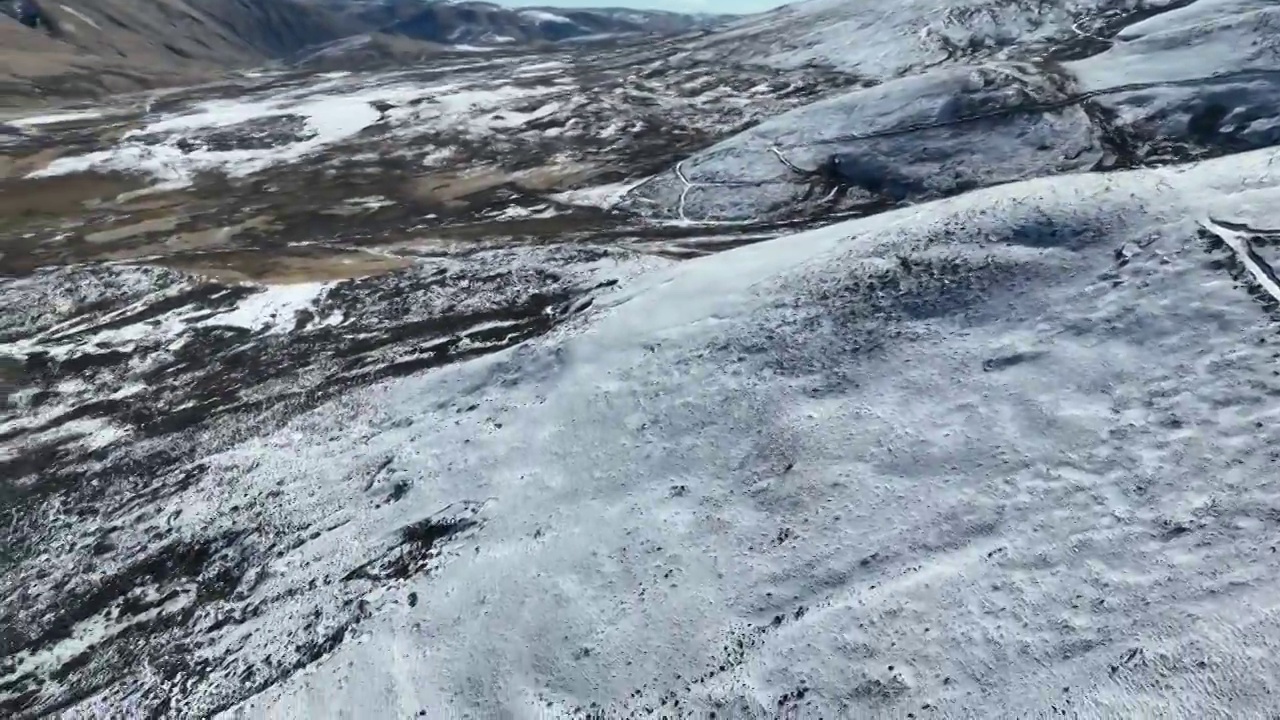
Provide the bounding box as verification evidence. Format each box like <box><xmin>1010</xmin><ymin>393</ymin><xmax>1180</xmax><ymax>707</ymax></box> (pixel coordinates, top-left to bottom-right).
<box><xmin>0</xmin><ymin>0</ymin><xmax>716</xmax><ymax>106</ymax></box>
<box><xmin>4</xmin><ymin>0</ymin><xmax>1280</xmax><ymax>717</ymax></box>
<box><xmin>382</xmin><ymin>2</ymin><xmax>709</xmax><ymax>45</ymax></box>
<box><xmin>0</xmin><ymin>0</ymin><xmax>350</xmax><ymax>105</ymax></box>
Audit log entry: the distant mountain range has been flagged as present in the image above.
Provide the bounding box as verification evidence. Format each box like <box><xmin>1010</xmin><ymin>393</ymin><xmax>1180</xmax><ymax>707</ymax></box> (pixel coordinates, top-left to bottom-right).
<box><xmin>332</xmin><ymin>1</ymin><xmax>713</xmax><ymax>45</ymax></box>
<box><xmin>0</xmin><ymin>0</ymin><xmax>722</xmax><ymax>105</ymax></box>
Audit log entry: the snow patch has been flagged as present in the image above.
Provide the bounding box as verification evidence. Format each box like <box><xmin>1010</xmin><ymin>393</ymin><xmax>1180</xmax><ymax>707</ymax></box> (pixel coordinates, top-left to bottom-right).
<box><xmin>31</xmin><ymin>82</ymin><xmax>446</xmax><ymax>187</ymax></box>
<box><xmin>209</xmin><ymin>282</ymin><xmax>333</xmax><ymax>336</ymax></box>
<box><xmin>58</xmin><ymin>4</ymin><xmax>101</xmax><ymax>30</ymax></box>
<box><xmin>549</xmin><ymin>179</ymin><xmax>645</xmax><ymax>210</ymax></box>
<box><xmin>8</xmin><ymin>110</ymin><xmax>104</xmax><ymax>127</ymax></box>
<box><xmin>520</xmin><ymin>9</ymin><xmax>575</xmax><ymax>25</ymax></box>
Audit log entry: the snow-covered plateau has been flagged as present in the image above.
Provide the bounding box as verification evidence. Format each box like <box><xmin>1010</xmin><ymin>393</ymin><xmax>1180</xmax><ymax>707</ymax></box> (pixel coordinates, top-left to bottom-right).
<box><xmin>4</xmin><ymin>0</ymin><xmax>1280</xmax><ymax>717</ymax></box>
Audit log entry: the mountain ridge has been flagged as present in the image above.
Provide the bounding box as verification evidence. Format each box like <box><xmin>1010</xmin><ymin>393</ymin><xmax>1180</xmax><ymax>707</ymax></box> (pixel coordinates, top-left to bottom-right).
<box><xmin>0</xmin><ymin>0</ymin><xmax>719</xmax><ymax>106</ymax></box>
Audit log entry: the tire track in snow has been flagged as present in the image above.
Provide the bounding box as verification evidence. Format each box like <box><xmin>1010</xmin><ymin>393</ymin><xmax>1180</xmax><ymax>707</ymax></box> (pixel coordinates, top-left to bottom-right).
<box><xmin>668</xmin><ymin>156</ymin><xmax>788</xmax><ymax>226</ymax></box>
<box><xmin>1071</xmin><ymin>18</ymin><xmax>1105</xmax><ymax>42</ymax></box>
<box><xmin>674</xmin><ymin>158</ymin><xmax>693</xmax><ymax>222</ymax></box>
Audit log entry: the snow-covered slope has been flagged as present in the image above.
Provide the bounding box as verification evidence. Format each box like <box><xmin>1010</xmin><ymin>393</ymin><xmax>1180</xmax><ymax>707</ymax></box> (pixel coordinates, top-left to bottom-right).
<box><xmin>1067</xmin><ymin>0</ymin><xmax>1280</xmax><ymax>156</ymax></box>
<box><xmin>206</xmin><ymin>146</ymin><xmax>1280</xmax><ymax>717</ymax></box>
<box><xmin>379</xmin><ymin>1</ymin><xmax>713</xmax><ymax>48</ymax></box>
<box><xmin>622</xmin><ymin>63</ymin><xmax>1099</xmax><ymax>222</ymax></box>
<box><xmin>12</xmin><ymin>143</ymin><xmax>1280</xmax><ymax>717</ymax></box>
<box><xmin>686</xmin><ymin>0</ymin><xmax>1108</xmax><ymax>75</ymax></box>
<box><xmin>6</xmin><ymin>0</ymin><xmax>1280</xmax><ymax>717</ymax></box>
<box><xmin>621</xmin><ymin>0</ymin><xmax>1280</xmax><ymax>224</ymax></box>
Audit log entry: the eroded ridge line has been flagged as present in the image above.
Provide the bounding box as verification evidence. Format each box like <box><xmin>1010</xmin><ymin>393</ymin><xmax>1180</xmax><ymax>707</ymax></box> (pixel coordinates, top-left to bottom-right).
<box><xmin>1071</xmin><ymin>18</ymin><xmax>1104</xmax><ymax>41</ymax></box>
<box><xmin>784</xmin><ymin>69</ymin><xmax>1280</xmax><ymax>150</ymax></box>
<box><xmin>769</xmin><ymin>145</ymin><xmax>813</xmax><ymax>176</ymax></box>
<box><xmin>1203</xmin><ymin>217</ymin><xmax>1280</xmax><ymax>306</ymax></box>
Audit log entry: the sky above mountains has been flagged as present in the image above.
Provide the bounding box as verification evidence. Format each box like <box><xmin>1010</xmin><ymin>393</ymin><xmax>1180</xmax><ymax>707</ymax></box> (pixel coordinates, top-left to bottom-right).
<box><xmin>496</xmin><ymin>0</ymin><xmax>786</xmax><ymax>13</ymax></box>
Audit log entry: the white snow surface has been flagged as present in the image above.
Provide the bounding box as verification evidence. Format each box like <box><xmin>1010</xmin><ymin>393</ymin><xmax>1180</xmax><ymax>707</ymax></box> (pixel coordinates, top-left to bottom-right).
<box><xmin>622</xmin><ymin>0</ymin><xmax>1280</xmax><ymax>223</ymax></box>
<box><xmin>1069</xmin><ymin>0</ymin><xmax>1280</xmax><ymax>89</ymax></box>
<box><xmin>700</xmin><ymin>0</ymin><xmax>1113</xmax><ymax>75</ymax></box>
<box><xmin>8</xmin><ymin>110</ymin><xmax>105</xmax><ymax>127</ymax></box>
<box><xmin>622</xmin><ymin>62</ymin><xmax>1098</xmax><ymax>222</ymax></box>
<box><xmin>520</xmin><ymin>9</ymin><xmax>575</xmax><ymax>25</ymax></box>
<box><xmin>1113</xmin><ymin>0</ymin><xmax>1273</xmax><ymax>40</ymax></box>
<box><xmin>550</xmin><ymin>179</ymin><xmax>645</xmax><ymax>210</ymax></box>
<box><xmin>57</xmin><ymin>4</ymin><xmax>101</xmax><ymax>30</ymax></box>
<box><xmin>32</xmin><ymin>91</ymin><xmax>386</xmax><ymax>188</ymax></box>
<box><xmin>3</xmin><ymin>280</ymin><xmax>335</xmax><ymax>362</ymax></box>
<box><xmin>1066</xmin><ymin>0</ymin><xmax>1280</xmax><ymax>146</ymax></box>
<box><xmin>205</xmin><ymin>282</ymin><xmax>333</xmax><ymax>336</ymax></box>
<box><xmin>175</xmin><ymin>142</ymin><xmax>1280</xmax><ymax>717</ymax></box>
<box><xmin>29</xmin><ymin>81</ymin><xmax>428</xmax><ymax>187</ymax></box>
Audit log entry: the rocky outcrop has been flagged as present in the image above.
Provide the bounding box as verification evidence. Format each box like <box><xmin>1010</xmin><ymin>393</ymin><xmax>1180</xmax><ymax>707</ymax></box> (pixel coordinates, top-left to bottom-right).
<box><xmin>7</xmin><ymin>0</ymin><xmax>55</xmax><ymax>32</ymax></box>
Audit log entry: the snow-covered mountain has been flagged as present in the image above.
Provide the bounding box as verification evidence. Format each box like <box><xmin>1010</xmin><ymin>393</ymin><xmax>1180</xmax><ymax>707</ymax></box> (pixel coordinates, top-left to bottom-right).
<box><xmin>376</xmin><ymin>1</ymin><xmax>714</xmax><ymax>47</ymax></box>
<box><xmin>0</xmin><ymin>0</ymin><xmax>715</xmax><ymax>106</ymax></box>
<box><xmin>620</xmin><ymin>0</ymin><xmax>1280</xmax><ymax>223</ymax></box>
<box><xmin>4</xmin><ymin>0</ymin><xmax>1280</xmax><ymax>717</ymax></box>
<box><xmin>0</xmin><ymin>0</ymin><xmax>354</xmax><ymax>105</ymax></box>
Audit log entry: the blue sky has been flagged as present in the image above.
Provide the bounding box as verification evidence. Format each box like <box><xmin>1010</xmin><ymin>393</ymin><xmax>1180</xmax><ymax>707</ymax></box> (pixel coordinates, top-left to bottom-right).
<box><xmin>496</xmin><ymin>0</ymin><xmax>787</xmax><ymax>14</ymax></box>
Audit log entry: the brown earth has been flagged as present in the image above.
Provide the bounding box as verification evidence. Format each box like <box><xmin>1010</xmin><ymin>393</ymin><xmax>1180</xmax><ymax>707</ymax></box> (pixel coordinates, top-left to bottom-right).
<box><xmin>0</xmin><ymin>0</ymin><xmax>715</xmax><ymax>108</ymax></box>
<box><xmin>157</xmin><ymin>245</ymin><xmax>418</xmax><ymax>284</ymax></box>
<box><xmin>1</xmin><ymin>0</ymin><xmax>354</xmax><ymax>107</ymax></box>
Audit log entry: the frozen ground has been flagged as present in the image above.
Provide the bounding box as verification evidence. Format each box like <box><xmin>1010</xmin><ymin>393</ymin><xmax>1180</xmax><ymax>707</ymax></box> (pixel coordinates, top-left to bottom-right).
<box><xmin>230</xmin><ymin>139</ymin><xmax>1280</xmax><ymax>720</ymax></box>
<box><xmin>4</xmin><ymin>0</ymin><xmax>1280</xmax><ymax>717</ymax></box>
